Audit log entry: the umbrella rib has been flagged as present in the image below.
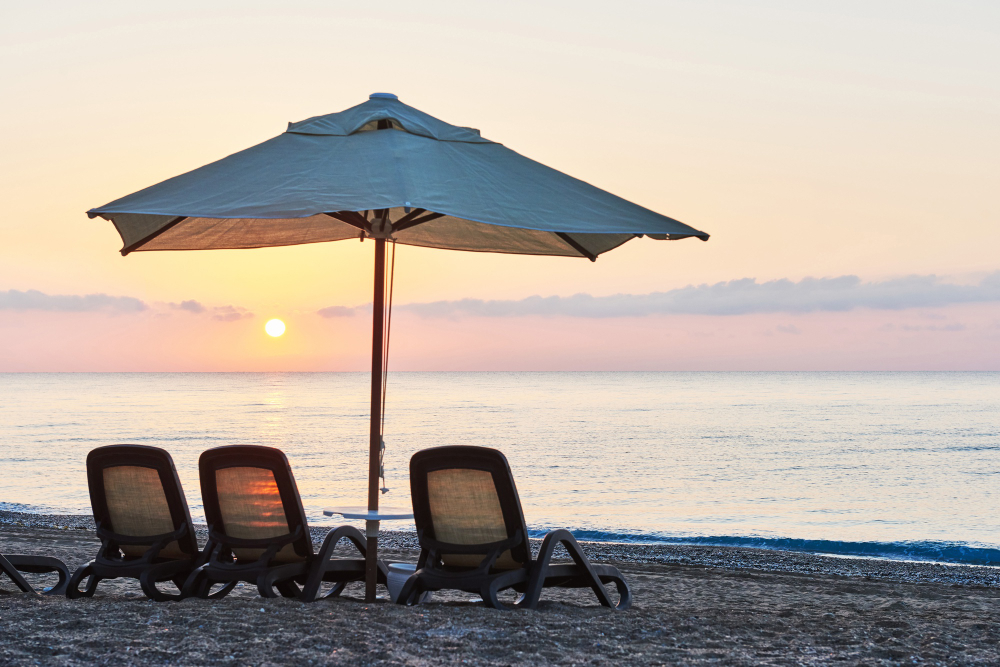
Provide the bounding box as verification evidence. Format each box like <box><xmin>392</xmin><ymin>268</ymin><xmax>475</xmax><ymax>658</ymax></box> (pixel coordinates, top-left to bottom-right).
<box><xmin>555</xmin><ymin>232</ymin><xmax>598</xmax><ymax>262</ymax></box>
<box><xmin>120</xmin><ymin>216</ymin><xmax>188</xmax><ymax>256</ymax></box>
<box><xmin>324</xmin><ymin>211</ymin><xmax>371</xmax><ymax>232</ymax></box>
<box><xmin>393</xmin><ymin>212</ymin><xmax>444</xmax><ymax>233</ymax></box>
<box><xmin>391</xmin><ymin>208</ymin><xmax>426</xmax><ymax>227</ymax></box>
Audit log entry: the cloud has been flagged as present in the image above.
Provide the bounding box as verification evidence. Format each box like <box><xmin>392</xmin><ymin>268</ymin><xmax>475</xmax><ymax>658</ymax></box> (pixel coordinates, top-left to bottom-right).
<box><xmin>0</xmin><ymin>289</ymin><xmax>147</xmax><ymax>313</ymax></box>
<box><xmin>212</xmin><ymin>305</ymin><xmax>253</xmax><ymax>322</ymax></box>
<box><xmin>317</xmin><ymin>305</ymin><xmax>358</xmax><ymax>318</ymax></box>
<box><xmin>394</xmin><ymin>272</ymin><xmax>1000</xmax><ymax>319</ymax></box>
<box><xmin>170</xmin><ymin>299</ymin><xmax>206</xmax><ymax>314</ymax></box>
<box><xmin>900</xmin><ymin>323</ymin><xmax>967</xmax><ymax>332</ymax></box>
<box><xmin>168</xmin><ymin>299</ymin><xmax>251</xmax><ymax>321</ymax></box>
<box><xmin>2</xmin><ymin>289</ymin><xmax>257</xmax><ymax>323</ymax></box>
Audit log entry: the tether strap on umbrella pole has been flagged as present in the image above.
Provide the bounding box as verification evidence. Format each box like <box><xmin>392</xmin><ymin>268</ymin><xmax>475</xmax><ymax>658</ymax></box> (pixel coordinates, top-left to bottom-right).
<box><xmin>379</xmin><ymin>239</ymin><xmax>395</xmax><ymax>494</ymax></box>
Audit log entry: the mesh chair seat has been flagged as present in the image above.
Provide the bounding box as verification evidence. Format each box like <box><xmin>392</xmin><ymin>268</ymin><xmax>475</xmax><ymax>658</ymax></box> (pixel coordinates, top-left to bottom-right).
<box><xmin>103</xmin><ymin>465</ymin><xmax>188</xmax><ymax>560</ymax></box>
<box><xmin>215</xmin><ymin>466</ymin><xmax>305</xmax><ymax>563</ymax></box>
<box><xmin>427</xmin><ymin>468</ymin><xmax>521</xmax><ymax>569</ymax></box>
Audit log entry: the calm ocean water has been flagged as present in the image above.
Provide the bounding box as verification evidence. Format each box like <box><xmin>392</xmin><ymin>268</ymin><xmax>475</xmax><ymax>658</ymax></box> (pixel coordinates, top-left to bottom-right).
<box><xmin>2</xmin><ymin>372</ymin><xmax>998</xmax><ymax>565</ymax></box>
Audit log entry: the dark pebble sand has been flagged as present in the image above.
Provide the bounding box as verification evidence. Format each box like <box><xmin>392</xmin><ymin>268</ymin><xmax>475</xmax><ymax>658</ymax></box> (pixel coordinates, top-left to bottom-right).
<box><xmin>3</xmin><ymin>510</ymin><xmax>1000</xmax><ymax>665</ymax></box>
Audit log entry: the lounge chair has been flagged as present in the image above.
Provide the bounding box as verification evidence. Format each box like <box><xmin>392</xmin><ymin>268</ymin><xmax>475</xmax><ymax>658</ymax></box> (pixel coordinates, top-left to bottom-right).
<box><xmin>66</xmin><ymin>445</ymin><xmax>203</xmax><ymax>601</ymax></box>
<box><xmin>396</xmin><ymin>445</ymin><xmax>631</xmax><ymax>610</ymax></box>
<box><xmin>181</xmin><ymin>445</ymin><xmax>386</xmax><ymax>601</ymax></box>
<box><xmin>1</xmin><ymin>553</ymin><xmax>69</xmax><ymax>595</ymax></box>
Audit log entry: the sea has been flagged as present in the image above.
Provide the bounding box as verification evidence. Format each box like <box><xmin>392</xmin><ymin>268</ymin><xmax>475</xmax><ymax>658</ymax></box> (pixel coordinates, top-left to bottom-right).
<box><xmin>2</xmin><ymin>372</ymin><xmax>998</xmax><ymax>566</ymax></box>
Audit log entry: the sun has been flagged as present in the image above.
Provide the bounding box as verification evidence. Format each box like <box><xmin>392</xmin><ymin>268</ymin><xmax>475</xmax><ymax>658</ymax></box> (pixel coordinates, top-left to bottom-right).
<box><xmin>265</xmin><ymin>319</ymin><xmax>286</xmax><ymax>337</ymax></box>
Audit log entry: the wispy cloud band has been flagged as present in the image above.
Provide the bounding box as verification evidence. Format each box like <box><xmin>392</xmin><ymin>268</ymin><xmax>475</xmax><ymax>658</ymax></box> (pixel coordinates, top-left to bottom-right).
<box><xmin>317</xmin><ymin>305</ymin><xmax>358</xmax><ymax>318</ymax></box>
<box><xmin>211</xmin><ymin>305</ymin><xmax>253</xmax><ymax>321</ymax></box>
<box><xmin>319</xmin><ymin>273</ymin><xmax>1000</xmax><ymax>319</ymax></box>
<box><xmin>170</xmin><ymin>299</ymin><xmax>206</xmax><ymax>314</ymax></box>
<box><xmin>2</xmin><ymin>289</ymin><xmax>252</xmax><ymax>320</ymax></box>
<box><xmin>0</xmin><ymin>289</ymin><xmax>148</xmax><ymax>313</ymax></box>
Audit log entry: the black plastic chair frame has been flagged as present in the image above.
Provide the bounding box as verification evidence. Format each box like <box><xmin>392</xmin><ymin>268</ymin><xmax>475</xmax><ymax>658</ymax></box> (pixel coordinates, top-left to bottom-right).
<box><xmin>182</xmin><ymin>445</ymin><xmax>388</xmax><ymax>602</ymax></box>
<box><xmin>396</xmin><ymin>445</ymin><xmax>631</xmax><ymax>611</ymax></box>
<box><xmin>398</xmin><ymin>529</ymin><xmax>531</xmax><ymax>608</ymax></box>
<box><xmin>522</xmin><ymin>529</ymin><xmax>631</xmax><ymax>610</ymax></box>
<box><xmin>66</xmin><ymin>445</ymin><xmax>203</xmax><ymax>601</ymax></box>
<box><xmin>67</xmin><ymin>522</ymin><xmax>200</xmax><ymax>601</ymax></box>
<box><xmin>1</xmin><ymin>553</ymin><xmax>70</xmax><ymax>596</ymax></box>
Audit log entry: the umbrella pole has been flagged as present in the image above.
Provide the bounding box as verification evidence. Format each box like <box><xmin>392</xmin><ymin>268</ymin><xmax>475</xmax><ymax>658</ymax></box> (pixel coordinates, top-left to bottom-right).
<box><xmin>366</xmin><ymin>236</ymin><xmax>386</xmax><ymax>602</ymax></box>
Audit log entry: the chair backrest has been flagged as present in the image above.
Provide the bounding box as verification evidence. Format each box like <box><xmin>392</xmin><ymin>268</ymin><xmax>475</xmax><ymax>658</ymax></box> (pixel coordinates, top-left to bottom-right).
<box><xmin>409</xmin><ymin>446</ymin><xmax>531</xmax><ymax>569</ymax></box>
<box><xmin>86</xmin><ymin>445</ymin><xmax>199</xmax><ymax>560</ymax></box>
<box><xmin>198</xmin><ymin>445</ymin><xmax>312</xmax><ymax>563</ymax></box>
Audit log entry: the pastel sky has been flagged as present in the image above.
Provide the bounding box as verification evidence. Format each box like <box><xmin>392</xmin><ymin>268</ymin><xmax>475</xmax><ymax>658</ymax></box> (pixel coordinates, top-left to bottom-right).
<box><xmin>1</xmin><ymin>1</ymin><xmax>998</xmax><ymax>371</ymax></box>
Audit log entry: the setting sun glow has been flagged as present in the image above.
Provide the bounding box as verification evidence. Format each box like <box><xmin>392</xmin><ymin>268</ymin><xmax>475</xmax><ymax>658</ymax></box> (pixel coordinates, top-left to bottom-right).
<box><xmin>265</xmin><ymin>319</ymin><xmax>286</xmax><ymax>337</ymax></box>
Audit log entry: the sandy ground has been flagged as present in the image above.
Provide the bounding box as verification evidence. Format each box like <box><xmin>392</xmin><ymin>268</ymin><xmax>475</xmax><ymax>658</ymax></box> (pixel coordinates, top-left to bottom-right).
<box><xmin>3</xmin><ymin>519</ymin><xmax>1000</xmax><ymax>665</ymax></box>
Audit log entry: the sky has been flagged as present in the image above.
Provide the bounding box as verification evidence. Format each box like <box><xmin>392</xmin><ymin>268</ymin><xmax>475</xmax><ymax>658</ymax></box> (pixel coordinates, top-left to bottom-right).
<box><xmin>1</xmin><ymin>0</ymin><xmax>998</xmax><ymax>371</ymax></box>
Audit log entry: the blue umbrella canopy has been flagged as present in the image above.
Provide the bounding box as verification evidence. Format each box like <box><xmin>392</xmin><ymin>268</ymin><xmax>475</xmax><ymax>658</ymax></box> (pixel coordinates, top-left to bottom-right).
<box><xmin>89</xmin><ymin>93</ymin><xmax>708</xmax><ymax>258</ymax></box>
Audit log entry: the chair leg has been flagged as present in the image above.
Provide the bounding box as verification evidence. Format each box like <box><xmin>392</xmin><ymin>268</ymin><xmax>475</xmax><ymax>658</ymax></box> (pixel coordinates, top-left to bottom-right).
<box><xmin>320</xmin><ymin>581</ymin><xmax>347</xmax><ymax>599</ymax></box>
<box><xmin>300</xmin><ymin>525</ymin><xmax>372</xmax><ymax>602</ymax></box>
<box><xmin>47</xmin><ymin>564</ymin><xmax>70</xmax><ymax>597</ymax></box>
<box><xmin>600</xmin><ymin>571</ymin><xmax>632</xmax><ymax>611</ymax></box>
<box><xmin>2</xmin><ymin>556</ymin><xmax>70</xmax><ymax>596</ymax></box>
<box><xmin>206</xmin><ymin>581</ymin><xmax>238</xmax><ymax>599</ymax></box>
<box><xmin>395</xmin><ymin>573</ymin><xmax>423</xmax><ymax>606</ymax></box>
<box><xmin>298</xmin><ymin>571</ymin><xmax>322</xmax><ymax>602</ymax></box>
<box><xmin>66</xmin><ymin>563</ymin><xmax>101</xmax><ymax>599</ymax></box>
<box><xmin>44</xmin><ymin>560</ymin><xmax>70</xmax><ymax>596</ymax></box>
<box><xmin>0</xmin><ymin>554</ymin><xmax>35</xmax><ymax>594</ymax></box>
<box><xmin>481</xmin><ymin>570</ymin><xmax>529</xmax><ymax>611</ymax></box>
<box><xmin>180</xmin><ymin>565</ymin><xmax>208</xmax><ymax>599</ymax></box>
<box><xmin>257</xmin><ymin>563</ymin><xmax>305</xmax><ymax>598</ymax></box>
<box><xmin>139</xmin><ymin>561</ymin><xmax>193</xmax><ymax>602</ymax></box>
<box><xmin>180</xmin><ymin>564</ymin><xmax>239</xmax><ymax>600</ymax></box>
<box><xmin>520</xmin><ymin>529</ymin><xmax>618</xmax><ymax>610</ymax></box>
<box><xmin>140</xmin><ymin>571</ymin><xmax>176</xmax><ymax>602</ymax></box>
<box><xmin>275</xmin><ymin>579</ymin><xmax>301</xmax><ymax>598</ymax></box>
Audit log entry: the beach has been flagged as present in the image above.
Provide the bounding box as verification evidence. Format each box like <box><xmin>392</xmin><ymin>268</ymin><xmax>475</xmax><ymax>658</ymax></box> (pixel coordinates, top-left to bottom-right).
<box><xmin>4</xmin><ymin>512</ymin><xmax>1000</xmax><ymax>665</ymax></box>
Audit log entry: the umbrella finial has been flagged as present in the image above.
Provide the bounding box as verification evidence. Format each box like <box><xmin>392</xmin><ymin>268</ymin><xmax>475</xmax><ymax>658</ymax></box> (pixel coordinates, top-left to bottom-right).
<box><xmin>369</xmin><ymin>92</ymin><xmax>398</xmax><ymax>101</ymax></box>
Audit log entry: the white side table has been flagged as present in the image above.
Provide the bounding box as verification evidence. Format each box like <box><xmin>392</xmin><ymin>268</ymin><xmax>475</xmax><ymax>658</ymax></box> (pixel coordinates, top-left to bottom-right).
<box><xmin>323</xmin><ymin>506</ymin><xmax>414</xmax><ymax>601</ymax></box>
<box><xmin>323</xmin><ymin>506</ymin><xmax>414</xmax><ymax>523</ymax></box>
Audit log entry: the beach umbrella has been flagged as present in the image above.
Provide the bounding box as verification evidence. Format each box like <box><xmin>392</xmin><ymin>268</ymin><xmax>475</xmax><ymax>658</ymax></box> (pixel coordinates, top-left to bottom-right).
<box><xmin>87</xmin><ymin>93</ymin><xmax>710</xmax><ymax>601</ymax></box>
